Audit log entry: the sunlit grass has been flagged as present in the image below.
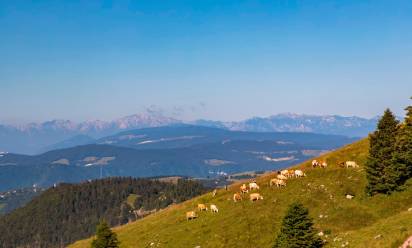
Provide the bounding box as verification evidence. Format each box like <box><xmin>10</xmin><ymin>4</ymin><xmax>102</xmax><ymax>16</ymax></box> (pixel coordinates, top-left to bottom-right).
<box><xmin>70</xmin><ymin>139</ymin><xmax>412</xmax><ymax>248</ymax></box>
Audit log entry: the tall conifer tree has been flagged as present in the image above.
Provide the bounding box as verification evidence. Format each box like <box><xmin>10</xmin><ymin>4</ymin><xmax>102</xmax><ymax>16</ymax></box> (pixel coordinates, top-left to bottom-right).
<box><xmin>365</xmin><ymin>109</ymin><xmax>399</xmax><ymax>195</ymax></box>
<box><xmin>390</xmin><ymin>98</ymin><xmax>412</xmax><ymax>190</ymax></box>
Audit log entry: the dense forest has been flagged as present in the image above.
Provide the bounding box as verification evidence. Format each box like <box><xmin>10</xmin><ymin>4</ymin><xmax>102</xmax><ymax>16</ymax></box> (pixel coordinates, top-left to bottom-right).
<box><xmin>0</xmin><ymin>187</ymin><xmax>43</xmax><ymax>215</ymax></box>
<box><xmin>0</xmin><ymin>177</ymin><xmax>206</xmax><ymax>248</ymax></box>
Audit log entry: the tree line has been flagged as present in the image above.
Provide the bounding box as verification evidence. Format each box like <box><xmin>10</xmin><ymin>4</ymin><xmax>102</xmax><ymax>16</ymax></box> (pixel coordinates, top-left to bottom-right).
<box><xmin>0</xmin><ymin>177</ymin><xmax>206</xmax><ymax>248</ymax></box>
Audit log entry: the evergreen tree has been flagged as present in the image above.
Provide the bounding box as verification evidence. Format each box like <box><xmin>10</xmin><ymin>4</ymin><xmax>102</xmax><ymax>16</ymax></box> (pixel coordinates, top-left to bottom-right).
<box><xmin>91</xmin><ymin>220</ymin><xmax>120</xmax><ymax>248</ymax></box>
<box><xmin>365</xmin><ymin>109</ymin><xmax>399</xmax><ymax>195</ymax></box>
<box><xmin>273</xmin><ymin>202</ymin><xmax>323</xmax><ymax>248</ymax></box>
<box><xmin>390</xmin><ymin>98</ymin><xmax>412</xmax><ymax>189</ymax></box>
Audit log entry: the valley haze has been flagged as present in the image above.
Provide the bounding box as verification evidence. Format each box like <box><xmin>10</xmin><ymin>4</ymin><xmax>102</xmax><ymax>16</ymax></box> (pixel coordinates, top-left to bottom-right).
<box><xmin>0</xmin><ymin>125</ymin><xmax>356</xmax><ymax>191</ymax></box>
<box><xmin>0</xmin><ymin>112</ymin><xmax>376</xmax><ymax>155</ymax></box>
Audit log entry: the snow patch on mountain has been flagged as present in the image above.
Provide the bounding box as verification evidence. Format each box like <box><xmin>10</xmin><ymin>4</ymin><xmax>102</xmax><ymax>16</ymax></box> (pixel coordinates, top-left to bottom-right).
<box><xmin>136</xmin><ymin>136</ymin><xmax>204</xmax><ymax>145</ymax></box>
<box><xmin>0</xmin><ymin>112</ymin><xmax>378</xmax><ymax>154</ymax></box>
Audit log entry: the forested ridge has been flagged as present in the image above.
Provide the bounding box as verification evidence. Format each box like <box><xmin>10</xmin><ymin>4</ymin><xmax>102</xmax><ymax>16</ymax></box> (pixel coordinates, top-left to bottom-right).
<box><xmin>0</xmin><ymin>177</ymin><xmax>206</xmax><ymax>248</ymax></box>
<box><xmin>0</xmin><ymin>187</ymin><xmax>43</xmax><ymax>215</ymax></box>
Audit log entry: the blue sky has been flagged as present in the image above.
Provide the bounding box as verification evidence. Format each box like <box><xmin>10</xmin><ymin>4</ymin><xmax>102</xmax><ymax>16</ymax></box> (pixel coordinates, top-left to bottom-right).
<box><xmin>1</xmin><ymin>0</ymin><xmax>411</xmax><ymax>123</ymax></box>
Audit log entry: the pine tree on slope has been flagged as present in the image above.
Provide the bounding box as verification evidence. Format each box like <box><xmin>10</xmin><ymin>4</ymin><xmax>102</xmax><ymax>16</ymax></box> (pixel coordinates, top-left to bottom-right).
<box><xmin>91</xmin><ymin>220</ymin><xmax>119</xmax><ymax>248</ymax></box>
<box><xmin>273</xmin><ymin>202</ymin><xmax>323</xmax><ymax>248</ymax></box>
<box><xmin>390</xmin><ymin>98</ymin><xmax>412</xmax><ymax>190</ymax></box>
<box><xmin>365</xmin><ymin>109</ymin><xmax>399</xmax><ymax>195</ymax></box>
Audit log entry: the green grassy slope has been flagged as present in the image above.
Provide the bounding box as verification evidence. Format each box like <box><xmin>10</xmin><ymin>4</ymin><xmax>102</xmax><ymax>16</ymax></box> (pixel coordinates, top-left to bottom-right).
<box><xmin>70</xmin><ymin>139</ymin><xmax>412</xmax><ymax>248</ymax></box>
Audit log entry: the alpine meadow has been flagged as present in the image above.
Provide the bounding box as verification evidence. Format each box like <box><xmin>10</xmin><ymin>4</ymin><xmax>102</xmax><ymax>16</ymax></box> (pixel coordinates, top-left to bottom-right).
<box><xmin>1</xmin><ymin>1</ymin><xmax>411</xmax><ymax>248</ymax></box>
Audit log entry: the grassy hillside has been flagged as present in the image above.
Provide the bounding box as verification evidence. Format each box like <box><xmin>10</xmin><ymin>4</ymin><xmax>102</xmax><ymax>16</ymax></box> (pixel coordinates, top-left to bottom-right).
<box><xmin>70</xmin><ymin>139</ymin><xmax>412</xmax><ymax>248</ymax></box>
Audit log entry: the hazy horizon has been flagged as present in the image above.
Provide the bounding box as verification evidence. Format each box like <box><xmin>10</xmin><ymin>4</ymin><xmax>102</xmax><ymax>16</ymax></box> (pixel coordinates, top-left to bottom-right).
<box><xmin>0</xmin><ymin>109</ymin><xmax>388</xmax><ymax>126</ymax></box>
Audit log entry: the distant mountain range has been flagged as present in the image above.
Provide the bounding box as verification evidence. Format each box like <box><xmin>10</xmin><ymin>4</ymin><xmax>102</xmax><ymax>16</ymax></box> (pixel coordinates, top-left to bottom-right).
<box><xmin>194</xmin><ymin>113</ymin><xmax>378</xmax><ymax>137</ymax></box>
<box><xmin>0</xmin><ymin>126</ymin><xmax>356</xmax><ymax>191</ymax></box>
<box><xmin>0</xmin><ymin>113</ymin><xmax>180</xmax><ymax>154</ymax></box>
<box><xmin>0</xmin><ymin>112</ymin><xmax>377</xmax><ymax>154</ymax></box>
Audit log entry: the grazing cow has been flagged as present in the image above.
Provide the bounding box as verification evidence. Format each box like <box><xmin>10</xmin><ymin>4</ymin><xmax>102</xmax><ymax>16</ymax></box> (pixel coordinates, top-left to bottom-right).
<box><xmin>320</xmin><ymin>161</ymin><xmax>328</xmax><ymax>168</ymax></box>
<box><xmin>186</xmin><ymin>211</ymin><xmax>198</xmax><ymax>220</ymax></box>
<box><xmin>312</xmin><ymin>160</ymin><xmax>319</xmax><ymax>168</ymax></box>
<box><xmin>240</xmin><ymin>184</ymin><xmax>249</xmax><ymax>194</ymax></box>
<box><xmin>280</xmin><ymin>169</ymin><xmax>289</xmax><ymax>177</ymax></box>
<box><xmin>345</xmin><ymin>161</ymin><xmax>359</xmax><ymax>168</ymax></box>
<box><xmin>338</xmin><ymin>161</ymin><xmax>346</xmax><ymax>168</ymax></box>
<box><xmin>210</xmin><ymin>204</ymin><xmax>219</xmax><ymax>213</ymax></box>
<box><xmin>233</xmin><ymin>193</ymin><xmax>242</xmax><ymax>202</ymax></box>
<box><xmin>270</xmin><ymin>178</ymin><xmax>286</xmax><ymax>188</ymax></box>
<box><xmin>249</xmin><ymin>182</ymin><xmax>260</xmax><ymax>191</ymax></box>
<box><xmin>294</xmin><ymin>170</ymin><xmax>305</xmax><ymax>177</ymax></box>
<box><xmin>249</xmin><ymin>193</ymin><xmax>263</xmax><ymax>201</ymax></box>
<box><xmin>278</xmin><ymin>179</ymin><xmax>286</xmax><ymax>187</ymax></box>
<box><xmin>197</xmin><ymin>203</ymin><xmax>208</xmax><ymax>211</ymax></box>
<box><xmin>346</xmin><ymin>194</ymin><xmax>354</xmax><ymax>199</ymax></box>
<box><xmin>277</xmin><ymin>174</ymin><xmax>288</xmax><ymax>180</ymax></box>
<box><xmin>281</xmin><ymin>169</ymin><xmax>294</xmax><ymax>178</ymax></box>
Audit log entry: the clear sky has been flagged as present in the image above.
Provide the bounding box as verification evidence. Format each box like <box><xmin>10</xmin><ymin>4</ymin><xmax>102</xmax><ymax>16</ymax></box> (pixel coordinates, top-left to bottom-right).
<box><xmin>1</xmin><ymin>0</ymin><xmax>411</xmax><ymax>123</ymax></box>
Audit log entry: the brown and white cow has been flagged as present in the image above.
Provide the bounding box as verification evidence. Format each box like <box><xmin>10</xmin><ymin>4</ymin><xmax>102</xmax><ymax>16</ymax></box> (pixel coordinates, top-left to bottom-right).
<box><xmin>197</xmin><ymin>203</ymin><xmax>208</xmax><ymax>211</ymax></box>
<box><xmin>240</xmin><ymin>184</ymin><xmax>249</xmax><ymax>194</ymax></box>
<box><xmin>186</xmin><ymin>211</ymin><xmax>198</xmax><ymax>220</ymax></box>
<box><xmin>270</xmin><ymin>178</ymin><xmax>286</xmax><ymax>188</ymax></box>
<box><xmin>233</xmin><ymin>193</ymin><xmax>242</xmax><ymax>202</ymax></box>
<box><xmin>249</xmin><ymin>193</ymin><xmax>263</xmax><ymax>201</ymax></box>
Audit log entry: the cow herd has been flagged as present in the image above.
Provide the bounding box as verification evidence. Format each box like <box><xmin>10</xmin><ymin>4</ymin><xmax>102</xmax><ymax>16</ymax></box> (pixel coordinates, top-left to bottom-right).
<box><xmin>313</xmin><ymin>159</ymin><xmax>359</xmax><ymax>169</ymax></box>
<box><xmin>186</xmin><ymin>203</ymin><xmax>220</xmax><ymax>220</ymax></box>
<box><xmin>186</xmin><ymin>159</ymin><xmax>359</xmax><ymax>220</ymax></box>
<box><xmin>185</xmin><ymin>170</ymin><xmax>306</xmax><ymax>220</ymax></box>
<box><xmin>236</xmin><ymin>182</ymin><xmax>265</xmax><ymax>202</ymax></box>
